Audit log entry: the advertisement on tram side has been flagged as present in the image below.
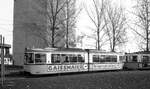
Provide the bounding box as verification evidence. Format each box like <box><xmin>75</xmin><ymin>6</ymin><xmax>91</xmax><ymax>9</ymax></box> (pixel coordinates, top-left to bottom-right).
<box><xmin>90</xmin><ymin>63</ymin><xmax>123</xmax><ymax>70</ymax></box>
<box><xmin>47</xmin><ymin>64</ymin><xmax>88</xmax><ymax>73</ymax></box>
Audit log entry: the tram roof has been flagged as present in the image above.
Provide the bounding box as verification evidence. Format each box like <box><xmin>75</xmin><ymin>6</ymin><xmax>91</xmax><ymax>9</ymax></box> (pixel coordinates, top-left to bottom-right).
<box><xmin>25</xmin><ymin>48</ymin><xmax>86</xmax><ymax>53</ymax></box>
<box><xmin>87</xmin><ymin>49</ymin><xmax>124</xmax><ymax>54</ymax></box>
<box><xmin>55</xmin><ymin>48</ymin><xmax>86</xmax><ymax>52</ymax></box>
<box><xmin>25</xmin><ymin>48</ymin><xmax>124</xmax><ymax>54</ymax></box>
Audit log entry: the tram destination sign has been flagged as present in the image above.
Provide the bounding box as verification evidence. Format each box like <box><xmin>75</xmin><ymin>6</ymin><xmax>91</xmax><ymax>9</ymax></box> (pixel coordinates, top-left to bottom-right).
<box><xmin>47</xmin><ymin>64</ymin><xmax>88</xmax><ymax>72</ymax></box>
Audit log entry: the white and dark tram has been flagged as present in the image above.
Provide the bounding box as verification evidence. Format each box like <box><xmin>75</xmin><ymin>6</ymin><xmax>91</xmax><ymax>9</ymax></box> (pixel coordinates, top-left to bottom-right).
<box><xmin>124</xmin><ymin>51</ymin><xmax>150</xmax><ymax>69</ymax></box>
<box><xmin>24</xmin><ymin>48</ymin><xmax>125</xmax><ymax>75</ymax></box>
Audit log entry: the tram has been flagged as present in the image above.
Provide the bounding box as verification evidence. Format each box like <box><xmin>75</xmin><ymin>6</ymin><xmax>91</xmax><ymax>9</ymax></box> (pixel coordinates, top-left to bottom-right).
<box><xmin>124</xmin><ymin>51</ymin><xmax>150</xmax><ymax>69</ymax></box>
<box><xmin>24</xmin><ymin>48</ymin><xmax>125</xmax><ymax>75</ymax></box>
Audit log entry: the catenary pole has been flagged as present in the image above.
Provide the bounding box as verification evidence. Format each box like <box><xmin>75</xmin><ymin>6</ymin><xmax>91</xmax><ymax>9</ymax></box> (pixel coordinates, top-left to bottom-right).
<box><xmin>1</xmin><ymin>35</ymin><xmax>5</xmax><ymax>87</ymax></box>
<box><xmin>0</xmin><ymin>35</ymin><xmax>3</xmax><ymax>86</ymax></box>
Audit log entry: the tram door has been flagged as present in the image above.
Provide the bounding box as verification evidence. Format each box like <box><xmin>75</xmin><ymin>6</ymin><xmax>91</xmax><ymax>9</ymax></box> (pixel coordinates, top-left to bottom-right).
<box><xmin>142</xmin><ymin>56</ymin><xmax>150</xmax><ymax>67</ymax></box>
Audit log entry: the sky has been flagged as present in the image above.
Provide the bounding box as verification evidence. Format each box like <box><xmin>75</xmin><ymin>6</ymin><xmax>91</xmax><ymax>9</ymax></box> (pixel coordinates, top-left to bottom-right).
<box><xmin>0</xmin><ymin>0</ymin><xmax>138</xmax><ymax>53</ymax></box>
<box><xmin>77</xmin><ymin>0</ymin><xmax>138</xmax><ymax>52</ymax></box>
<box><xmin>0</xmin><ymin>0</ymin><xmax>13</xmax><ymax>53</ymax></box>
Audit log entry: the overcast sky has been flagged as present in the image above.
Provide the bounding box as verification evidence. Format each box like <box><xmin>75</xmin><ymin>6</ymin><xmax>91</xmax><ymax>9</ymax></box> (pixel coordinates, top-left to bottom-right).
<box><xmin>0</xmin><ymin>0</ymin><xmax>138</xmax><ymax>53</ymax></box>
<box><xmin>0</xmin><ymin>0</ymin><xmax>13</xmax><ymax>51</ymax></box>
<box><xmin>77</xmin><ymin>0</ymin><xmax>137</xmax><ymax>52</ymax></box>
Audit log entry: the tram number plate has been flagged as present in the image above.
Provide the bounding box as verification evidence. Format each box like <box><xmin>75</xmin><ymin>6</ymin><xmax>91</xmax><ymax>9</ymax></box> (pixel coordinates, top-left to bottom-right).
<box><xmin>47</xmin><ymin>64</ymin><xmax>87</xmax><ymax>72</ymax></box>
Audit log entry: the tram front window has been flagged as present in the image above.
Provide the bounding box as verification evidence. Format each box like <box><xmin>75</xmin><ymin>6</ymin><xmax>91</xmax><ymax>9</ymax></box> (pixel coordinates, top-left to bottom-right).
<box><xmin>35</xmin><ymin>54</ymin><xmax>46</xmax><ymax>64</ymax></box>
<box><xmin>25</xmin><ymin>53</ymin><xmax>34</xmax><ymax>64</ymax></box>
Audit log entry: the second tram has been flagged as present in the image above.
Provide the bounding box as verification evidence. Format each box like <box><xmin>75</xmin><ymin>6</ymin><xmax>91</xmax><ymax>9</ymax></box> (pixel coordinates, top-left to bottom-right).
<box><xmin>124</xmin><ymin>51</ymin><xmax>150</xmax><ymax>69</ymax></box>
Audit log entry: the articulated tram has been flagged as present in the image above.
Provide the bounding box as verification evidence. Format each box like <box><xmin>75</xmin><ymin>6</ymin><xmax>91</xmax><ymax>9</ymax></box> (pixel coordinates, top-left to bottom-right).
<box><xmin>24</xmin><ymin>48</ymin><xmax>125</xmax><ymax>75</ymax></box>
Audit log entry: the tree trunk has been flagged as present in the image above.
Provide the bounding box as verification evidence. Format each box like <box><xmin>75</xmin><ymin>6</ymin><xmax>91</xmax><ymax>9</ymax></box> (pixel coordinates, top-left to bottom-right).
<box><xmin>52</xmin><ymin>25</ymin><xmax>55</xmax><ymax>48</ymax></box>
<box><xmin>146</xmin><ymin>2</ymin><xmax>149</xmax><ymax>52</ymax></box>
<box><xmin>112</xmin><ymin>28</ymin><xmax>115</xmax><ymax>52</ymax></box>
<box><xmin>97</xmin><ymin>28</ymin><xmax>100</xmax><ymax>50</ymax></box>
<box><xmin>146</xmin><ymin>26</ymin><xmax>149</xmax><ymax>51</ymax></box>
<box><xmin>66</xmin><ymin>0</ymin><xmax>69</xmax><ymax>48</ymax></box>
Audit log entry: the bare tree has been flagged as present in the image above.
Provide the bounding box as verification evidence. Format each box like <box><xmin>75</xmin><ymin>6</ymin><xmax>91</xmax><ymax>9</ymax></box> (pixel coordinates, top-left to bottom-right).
<box><xmin>25</xmin><ymin>0</ymin><xmax>78</xmax><ymax>48</ymax></box>
<box><xmin>23</xmin><ymin>0</ymin><xmax>66</xmax><ymax>47</ymax></box>
<box><xmin>23</xmin><ymin>23</ymin><xmax>50</xmax><ymax>47</ymax></box>
<box><xmin>104</xmin><ymin>1</ymin><xmax>127</xmax><ymax>52</ymax></box>
<box><xmin>84</xmin><ymin>0</ymin><xmax>107</xmax><ymax>50</ymax></box>
<box><xmin>131</xmin><ymin>0</ymin><xmax>150</xmax><ymax>51</ymax></box>
<box><xmin>60</xmin><ymin>0</ymin><xmax>81</xmax><ymax>48</ymax></box>
<box><xmin>46</xmin><ymin>0</ymin><xmax>67</xmax><ymax>47</ymax></box>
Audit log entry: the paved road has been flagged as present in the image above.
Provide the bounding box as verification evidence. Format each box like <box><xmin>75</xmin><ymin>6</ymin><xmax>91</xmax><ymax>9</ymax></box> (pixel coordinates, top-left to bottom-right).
<box><xmin>1</xmin><ymin>70</ymin><xmax>150</xmax><ymax>89</ymax></box>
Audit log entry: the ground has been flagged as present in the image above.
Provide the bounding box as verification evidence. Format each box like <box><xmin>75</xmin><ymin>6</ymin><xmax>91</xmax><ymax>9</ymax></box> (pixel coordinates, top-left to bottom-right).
<box><xmin>1</xmin><ymin>70</ymin><xmax>150</xmax><ymax>89</ymax></box>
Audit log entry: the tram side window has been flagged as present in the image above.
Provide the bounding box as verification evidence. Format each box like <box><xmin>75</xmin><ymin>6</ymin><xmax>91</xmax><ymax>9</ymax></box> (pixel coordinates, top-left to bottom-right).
<box><xmin>99</xmin><ymin>55</ymin><xmax>105</xmax><ymax>62</ymax></box>
<box><xmin>105</xmin><ymin>55</ymin><xmax>117</xmax><ymax>62</ymax></box>
<box><xmin>51</xmin><ymin>54</ymin><xmax>61</xmax><ymax>63</ymax></box>
<box><xmin>51</xmin><ymin>54</ymin><xmax>85</xmax><ymax>64</ymax></box>
<box><xmin>78</xmin><ymin>54</ymin><xmax>85</xmax><ymax>62</ymax></box>
<box><xmin>110</xmin><ymin>55</ymin><xmax>117</xmax><ymax>62</ymax></box>
<box><xmin>69</xmin><ymin>54</ymin><xmax>85</xmax><ymax>63</ymax></box>
<box><xmin>25</xmin><ymin>53</ymin><xmax>34</xmax><ymax>64</ymax></box>
<box><xmin>105</xmin><ymin>55</ymin><xmax>110</xmax><ymax>62</ymax></box>
<box><xmin>93</xmin><ymin>55</ymin><xmax>117</xmax><ymax>63</ymax></box>
<box><xmin>70</xmin><ymin>54</ymin><xmax>78</xmax><ymax>62</ymax></box>
<box><xmin>93</xmin><ymin>55</ymin><xmax>100</xmax><ymax>62</ymax></box>
<box><xmin>35</xmin><ymin>54</ymin><xmax>46</xmax><ymax>64</ymax></box>
<box><xmin>61</xmin><ymin>54</ymin><xmax>69</xmax><ymax>63</ymax></box>
<box><xmin>142</xmin><ymin>56</ymin><xmax>149</xmax><ymax>62</ymax></box>
<box><xmin>65</xmin><ymin>56</ymin><xmax>70</xmax><ymax>63</ymax></box>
